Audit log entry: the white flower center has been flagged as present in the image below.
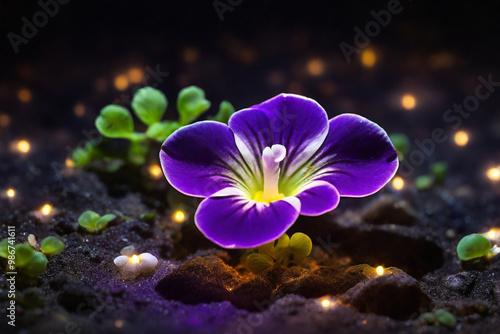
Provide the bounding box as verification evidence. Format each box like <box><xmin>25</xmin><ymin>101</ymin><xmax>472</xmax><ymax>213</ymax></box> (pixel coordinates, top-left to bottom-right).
<box><xmin>254</xmin><ymin>144</ymin><xmax>286</xmax><ymax>203</ymax></box>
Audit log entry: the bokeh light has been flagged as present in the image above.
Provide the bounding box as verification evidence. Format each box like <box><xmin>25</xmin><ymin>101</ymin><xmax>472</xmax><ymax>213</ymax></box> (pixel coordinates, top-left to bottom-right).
<box><xmin>65</xmin><ymin>158</ymin><xmax>75</xmax><ymax>168</ymax></box>
<box><xmin>454</xmin><ymin>131</ymin><xmax>469</xmax><ymax>146</ymax></box>
<box><xmin>173</xmin><ymin>210</ymin><xmax>186</xmax><ymax>223</ymax></box>
<box><xmin>392</xmin><ymin>176</ymin><xmax>404</xmax><ymax>190</ymax></box>
<box><xmin>307</xmin><ymin>58</ymin><xmax>325</xmax><ymax>76</ymax></box>
<box><xmin>401</xmin><ymin>94</ymin><xmax>416</xmax><ymax>110</ymax></box>
<box><xmin>6</xmin><ymin>188</ymin><xmax>16</xmax><ymax>198</ymax></box>
<box><xmin>128</xmin><ymin>254</ymin><xmax>141</xmax><ymax>264</ymax></box>
<box><xmin>376</xmin><ymin>266</ymin><xmax>384</xmax><ymax>276</ymax></box>
<box><xmin>128</xmin><ymin>68</ymin><xmax>144</xmax><ymax>83</ymax></box>
<box><xmin>17</xmin><ymin>140</ymin><xmax>31</xmax><ymax>153</ymax></box>
<box><xmin>114</xmin><ymin>75</ymin><xmax>129</xmax><ymax>91</ymax></box>
<box><xmin>148</xmin><ymin>164</ymin><xmax>163</xmax><ymax>179</ymax></box>
<box><xmin>486</xmin><ymin>167</ymin><xmax>500</xmax><ymax>181</ymax></box>
<box><xmin>18</xmin><ymin>89</ymin><xmax>32</xmax><ymax>103</ymax></box>
<box><xmin>361</xmin><ymin>49</ymin><xmax>377</xmax><ymax>68</ymax></box>
<box><xmin>0</xmin><ymin>113</ymin><xmax>10</xmax><ymax>127</ymax></box>
<box><xmin>74</xmin><ymin>103</ymin><xmax>85</xmax><ymax>117</ymax></box>
<box><xmin>183</xmin><ymin>47</ymin><xmax>199</xmax><ymax>63</ymax></box>
<box><xmin>40</xmin><ymin>204</ymin><xmax>53</xmax><ymax>216</ymax></box>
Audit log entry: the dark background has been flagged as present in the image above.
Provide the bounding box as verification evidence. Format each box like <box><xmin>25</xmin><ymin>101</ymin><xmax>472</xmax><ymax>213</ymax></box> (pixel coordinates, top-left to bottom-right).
<box><xmin>1</xmin><ymin>0</ymin><xmax>500</xmax><ymax>177</ymax></box>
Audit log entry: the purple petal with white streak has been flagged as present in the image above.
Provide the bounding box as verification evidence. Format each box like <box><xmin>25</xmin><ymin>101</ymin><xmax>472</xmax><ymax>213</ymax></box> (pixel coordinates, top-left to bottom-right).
<box><xmin>295</xmin><ymin>180</ymin><xmax>340</xmax><ymax>216</ymax></box>
<box><xmin>228</xmin><ymin>94</ymin><xmax>329</xmax><ymax>179</ymax></box>
<box><xmin>310</xmin><ymin>114</ymin><xmax>399</xmax><ymax>197</ymax></box>
<box><xmin>195</xmin><ymin>187</ymin><xmax>301</xmax><ymax>248</ymax></box>
<box><xmin>160</xmin><ymin>121</ymin><xmax>254</xmax><ymax>197</ymax></box>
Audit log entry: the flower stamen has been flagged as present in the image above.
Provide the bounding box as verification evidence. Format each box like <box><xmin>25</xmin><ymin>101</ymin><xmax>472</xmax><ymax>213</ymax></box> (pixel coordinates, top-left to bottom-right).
<box><xmin>254</xmin><ymin>144</ymin><xmax>286</xmax><ymax>203</ymax></box>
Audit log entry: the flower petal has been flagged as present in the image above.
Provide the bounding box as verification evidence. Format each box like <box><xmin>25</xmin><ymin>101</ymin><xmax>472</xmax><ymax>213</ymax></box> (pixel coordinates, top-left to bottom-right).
<box><xmin>160</xmin><ymin>121</ymin><xmax>255</xmax><ymax>197</ymax></box>
<box><xmin>310</xmin><ymin>114</ymin><xmax>399</xmax><ymax>197</ymax></box>
<box><xmin>295</xmin><ymin>180</ymin><xmax>340</xmax><ymax>216</ymax></box>
<box><xmin>228</xmin><ymin>94</ymin><xmax>329</xmax><ymax>180</ymax></box>
<box><xmin>195</xmin><ymin>187</ymin><xmax>301</xmax><ymax>248</ymax></box>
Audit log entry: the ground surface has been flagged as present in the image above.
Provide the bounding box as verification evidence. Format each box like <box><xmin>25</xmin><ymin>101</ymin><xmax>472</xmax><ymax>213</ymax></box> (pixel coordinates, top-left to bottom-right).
<box><xmin>1</xmin><ymin>146</ymin><xmax>500</xmax><ymax>334</ymax></box>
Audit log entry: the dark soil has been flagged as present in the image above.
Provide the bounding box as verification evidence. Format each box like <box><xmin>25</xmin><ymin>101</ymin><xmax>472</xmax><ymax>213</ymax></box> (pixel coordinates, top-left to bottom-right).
<box><xmin>2</xmin><ymin>149</ymin><xmax>500</xmax><ymax>334</ymax></box>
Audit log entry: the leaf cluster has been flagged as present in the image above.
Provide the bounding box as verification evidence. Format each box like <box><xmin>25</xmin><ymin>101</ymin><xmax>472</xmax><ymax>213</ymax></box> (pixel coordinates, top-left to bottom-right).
<box><xmin>72</xmin><ymin>86</ymin><xmax>234</xmax><ymax>171</ymax></box>
<box><xmin>0</xmin><ymin>236</ymin><xmax>65</xmax><ymax>277</ymax></box>
<box><xmin>245</xmin><ymin>232</ymin><xmax>313</xmax><ymax>274</ymax></box>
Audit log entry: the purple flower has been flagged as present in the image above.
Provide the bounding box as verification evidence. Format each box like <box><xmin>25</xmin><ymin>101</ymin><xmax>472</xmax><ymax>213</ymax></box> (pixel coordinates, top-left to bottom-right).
<box><xmin>160</xmin><ymin>94</ymin><xmax>398</xmax><ymax>248</ymax></box>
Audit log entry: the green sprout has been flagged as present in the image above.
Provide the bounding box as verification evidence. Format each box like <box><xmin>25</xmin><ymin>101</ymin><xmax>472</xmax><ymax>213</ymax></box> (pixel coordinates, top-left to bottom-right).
<box><xmin>431</xmin><ymin>162</ymin><xmax>448</xmax><ymax>184</ymax></box>
<box><xmin>0</xmin><ymin>236</ymin><xmax>65</xmax><ymax>277</ymax></box>
<box><xmin>71</xmin><ymin>86</ymin><xmax>234</xmax><ymax>171</ymax></box>
<box><xmin>415</xmin><ymin>175</ymin><xmax>433</xmax><ymax>190</ymax></box>
<box><xmin>415</xmin><ymin>162</ymin><xmax>448</xmax><ymax>190</ymax></box>
<box><xmin>419</xmin><ymin>309</ymin><xmax>456</xmax><ymax>329</ymax></box>
<box><xmin>389</xmin><ymin>133</ymin><xmax>409</xmax><ymax>161</ymax></box>
<box><xmin>246</xmin><ymin>232</ymin><xmax>313</xmax><ymax>274</ymax></box>
<box><xmin>78</xmin><ymin>210</ymin><xmax>116</xmax><ymax>233</ymax></box>
<box><xmin>456</xmin><ymin>234</ymin><xmax>492</xmax><ymax>261</ymax></box>
<box><xmin>40</xmin><ymin>236</ymin><xmax>65</xmax><ymax>255</ymax></box>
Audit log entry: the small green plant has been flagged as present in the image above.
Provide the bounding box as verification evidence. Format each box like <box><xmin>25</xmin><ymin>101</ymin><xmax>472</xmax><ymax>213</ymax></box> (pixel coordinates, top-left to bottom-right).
<box><xmin>78</xmin><ymin>210</ymin><xmax>116</xmax><ymax>232</ymax></box>
<box><xmin>389</xmin><ymin>133</ymin><xmax>409</xmax><ymax>161</ymax></box>
<box><xmin>456</xmin><ymin>234</ymin><xmax>492</xmax><ymax>261</ymax></box>
<box><xmin>72</xmin><ymin>86</ymin><xmax>234</xmax><ymax>171</ymax></box>
<box><xmin>419</xmin><ymin>309</ymin><xmax>457</xmax><ymax>329</ymax></box>
<box><xmin>40</xmin><ymin>236</ymin><xmax>65</xmax><ymax>255</ymax></box>
<box><xmin>0</xmin><ymin>236</ymin><xmax>65</xmax><ymax>277</ymax></box>
<box><xmin>415</xmin><ymin>162</ymin><xmax>448</xmax><ymax>190</ymax></box>
<box><xmin>245</xmin><ymin>232</ymin><xmax>313</xmax><ymax>274</ymax></box>
<box><xmin>415</xmin><ymin>175</ymin><xmax>433</xmax><ymax>190</ymax></box>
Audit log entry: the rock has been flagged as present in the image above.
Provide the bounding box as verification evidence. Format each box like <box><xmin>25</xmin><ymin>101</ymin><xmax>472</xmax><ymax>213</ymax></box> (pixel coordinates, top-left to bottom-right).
<box><xmin>361</xmin><ymin>195</ymin><xmax>419</xmax><ymax>226</ymax></box>
<box><xmin>444</xmin><ymin>271</ymin><xmax>478</xmax><ymax>295</ymax></box>
<box><xmin>155</xmin><ymin>256</ymin><xmax>235</xmax><ymax>305</ymax></box>
<box><xmin>341</xmin><ymin>272</ymin><xmax>431</xmax><ymax>320</ymax></box>
<box><xmin>275</xmin><ymin>264</ymin><xmax>393</xmax><ymax>299</ymax></box>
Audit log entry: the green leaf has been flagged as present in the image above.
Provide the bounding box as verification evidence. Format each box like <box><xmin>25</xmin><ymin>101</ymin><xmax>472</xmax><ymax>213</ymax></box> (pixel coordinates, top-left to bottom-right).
<box><xmin>146</xmin><ymin>121</ymin><xmax>179</xmax><ymax>142</ymax></box>
<box><xmin>40</xmin><ymin>236</ymin><xmax>65</xmax><ymax>256</ymax></box>
<box><xmin>95</xmin><ymin>105</ymin><xmax>134</xmax><ymax>138</ymax></box>
<box><xmin>128</xmin><ymin>140</ymin><xmax>149</xmax><ymax>165</ymax></box>
<box><xmin>257</xmin><ymin>241</ymin><xmax>275</xmax><ymax>257</ymax></box>
<box><xmin>274</xmin><ymin>233</ymin><xmax>290</xmax><ymax>251</ymax></box>
<box><xmin>177</xmin><ymin>86</ymin><xmax>211</xmax><ymax>125</ymax></box>
<box><xmin>456</xmin><ymin>234</ymin><xmax>491</xmax><ymax>261</ymax></box>
<box><xmin>246</xmin><ymin>253</ymin><xmax>274</xmax><ymax>274</ymax></box>
<box><xmin>131</xmin><ymin>87</ymin><xmax>168</xmax><ymax>126</ymax></box>
<box><xmin>78</xmin><ymin>210</ymin><xmax>101</xmax><ymax>230</ymax></box>
<box><xmin>140</xmin><ymin>211</ymin><xmax>157</xmax><ymax>222</ymax></box>
<box><xmin>435</xmin><ymin>309</ymin><xmax>456</xmax><ymax>329</ymax></box>
<box><xmin>95</xmin><ymin>214</ymin><xmax>116</xmax><ymax>230</ymax></box>
<box><xmin>209</xmin><ymin>101</ymin><xmax>235</xmax><ymax>124</ymax></box>
<box><xmin>22</xmin><ymin>252</ymin><xmax>48</xmax><ymax>277</ymax></box>
<box><xmin>72</xmin><ymin>143</ymin><xmax>94</xmax><ymax>167</ymax></box>
<box><xmin>389</xmin><ymin>134</ymin><xmax>409</xmax><ymax>161</ymax></box>
<box><xmin>78</xmin><ymin>210</ymin><xmax>115</xmax><ymax>232</ymax></box>
<box><xmin>431</xmin><ymin>162</ymin><xmax>448</xmax><ymax>184</ymax></box>
<box><xmin>15</xmin><ymin>244</ymin><xmax>35</xmax><ymax>267</ymax></box>
<box><xmin>0</xmin><ymin>239</ymin><xmax>8</xmax><ymax>258</ymax></box>
<box><xmin>415</xmin><ymin>175</ymin><xmax>433</xmax><ymax>190</ymax></box>
<box><xmin>419</xmin><ymin>312</ymin><xmax>437</xmax><ymax>325</ymax></box>
<box><xmin>289</xmin><ymin>233</ymin><xmax>312</xmax><ymax>257</ymax></box>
